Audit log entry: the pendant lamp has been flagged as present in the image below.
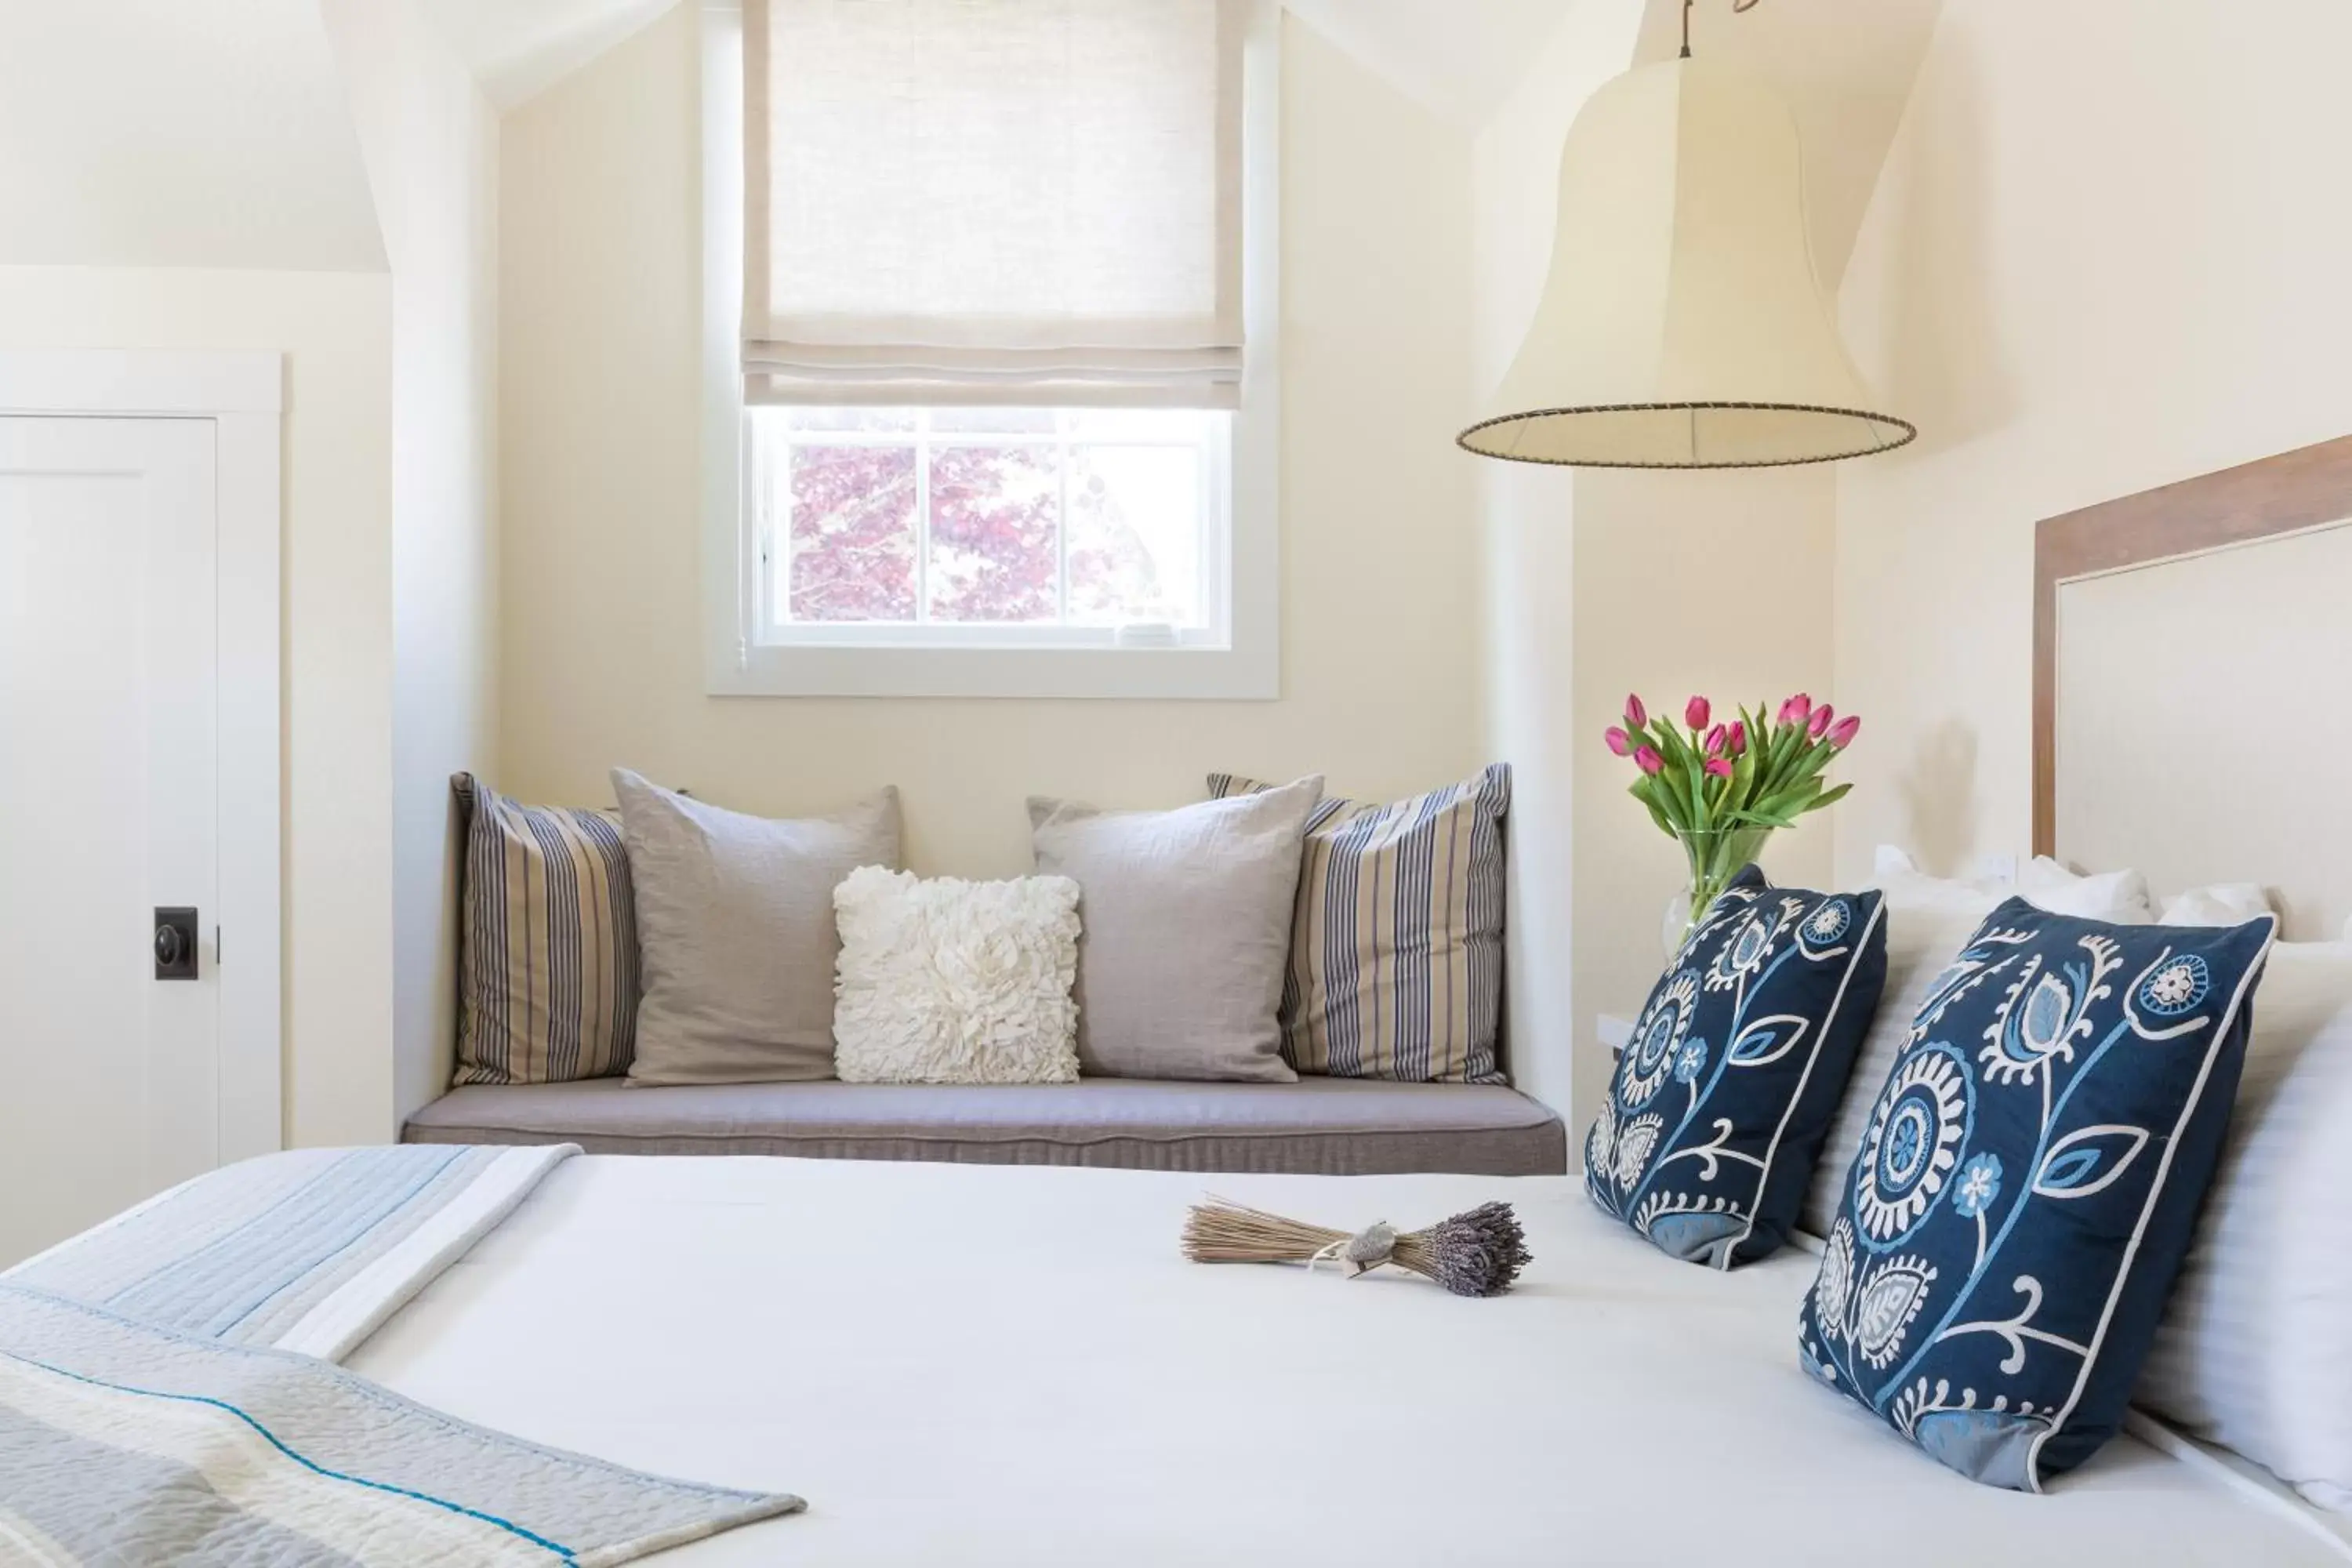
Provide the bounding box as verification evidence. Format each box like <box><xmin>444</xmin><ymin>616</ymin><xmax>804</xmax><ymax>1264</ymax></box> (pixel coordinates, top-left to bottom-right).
<box><xmin>1459</xmin><ymin>2</ymin><xmax>1913</xmax><ymax>469</ymax></box>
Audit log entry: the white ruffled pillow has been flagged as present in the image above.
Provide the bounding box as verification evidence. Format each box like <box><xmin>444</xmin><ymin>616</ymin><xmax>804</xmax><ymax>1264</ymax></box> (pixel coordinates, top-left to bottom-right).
<box><xmin>832</xmin><ymin>866</ymin><xmax>1082</xmax><ymax>1084</ymax></box>
<box><xmin>2136</xmin><ymin>935</ymin><xmax>2352</xmax><ymax>1510</ymax></box>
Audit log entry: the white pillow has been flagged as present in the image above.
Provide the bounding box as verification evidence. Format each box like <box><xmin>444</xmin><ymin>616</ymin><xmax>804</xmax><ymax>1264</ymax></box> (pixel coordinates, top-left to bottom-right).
<box><xmin>2160</xmin><ymin>882</ymin><xmax>2277</xmax><ymax>927</ymax></box>
<box><xmin>2136</xmin><ymin>938</ymin><xmax>2352</xmax><ymax>1510</ymax></box>
<box><xmin>2016</xmin><ymin>854</ymin><xmax>2156</xmax><ymax>922</ymax></box>
<box><xmin>832</xmin><ymin>866</ymin><xmax>1082</xmax><ymax>1085</ymax></box>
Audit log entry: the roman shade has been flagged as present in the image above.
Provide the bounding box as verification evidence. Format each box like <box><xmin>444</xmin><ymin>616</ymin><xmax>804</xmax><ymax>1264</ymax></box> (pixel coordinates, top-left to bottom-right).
<box><xmin>742</xmin><ymin>0</ymin><xmax>1246</xmax><ymax>408</ymax></box>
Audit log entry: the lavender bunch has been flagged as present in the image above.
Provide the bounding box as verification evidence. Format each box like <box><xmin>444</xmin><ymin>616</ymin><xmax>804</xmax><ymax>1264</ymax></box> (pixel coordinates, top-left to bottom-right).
<box><xmin>1182</xmin><ymin>1199</ymin><xmax>1532</xmax><ymax>1298</ymax></box>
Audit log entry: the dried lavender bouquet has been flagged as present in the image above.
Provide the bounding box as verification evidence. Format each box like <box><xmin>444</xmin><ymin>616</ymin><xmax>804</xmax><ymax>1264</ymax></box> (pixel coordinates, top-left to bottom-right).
<box><xmin>1181</xmin><ymin>1198</ymin><xmax>1531</xmax><ymax>1298</ymax></box>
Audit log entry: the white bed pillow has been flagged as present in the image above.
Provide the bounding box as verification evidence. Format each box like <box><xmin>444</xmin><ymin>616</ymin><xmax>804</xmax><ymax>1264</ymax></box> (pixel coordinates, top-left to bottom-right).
<box><xmin>2136</xmin><ymin>937</ymin><xmax>2352</xmax><ymax>1511</ymax></box>
<box><xmin>2016</xmin><ymin>854</ymin><xmax>2156</xmax><ymax>922</ymax></box>
<box><xmin>831</xmin><ymin>867</ymin><xmax>1082</xmax><ymax>1085</ymax></box>
<box><xmin>2160</xmin><ymin>883</ymin><xmax>2277</xmax><ymax>927</ymax></box>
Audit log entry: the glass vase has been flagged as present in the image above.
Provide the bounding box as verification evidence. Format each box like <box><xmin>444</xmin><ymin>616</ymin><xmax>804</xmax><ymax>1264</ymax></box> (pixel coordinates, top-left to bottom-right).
<box><xmin>1663</xmin><ymin>824</ymin><xmax>1773</xmax><ymax>958</ymax></box>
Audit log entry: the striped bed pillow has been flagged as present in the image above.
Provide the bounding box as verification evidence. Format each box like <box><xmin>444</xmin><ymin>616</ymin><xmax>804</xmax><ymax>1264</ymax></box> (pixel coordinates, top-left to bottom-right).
<box><xmin>452</xmin><ymin>774</ymin><xmax>640</xmax><ymax>1085</ymax></box>
<box><xmin>1207</xmin><ymin>766</ymin><xmax>1509</xmax><ymax>1084</ymax></box>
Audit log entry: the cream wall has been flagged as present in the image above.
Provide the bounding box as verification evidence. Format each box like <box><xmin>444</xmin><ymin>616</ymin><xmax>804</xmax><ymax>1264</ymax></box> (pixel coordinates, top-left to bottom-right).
<box><xmin>498</xmin><ymin>12</ymin><xmax>1483</xmax><ymax>873</ymax></box>
<box><xmin>321</xmin><ymin>0</ymin><xmax>504</xmax><ymax>1130</ymax></box>
<box><xmin>1831</xmin><ymin>0</ymin><xmax>2352</xmax><ymax>886</ymax></box>
<box><xmin>1472</xmin><ymin>0</ymin><xmax>1641</xmax><ymax>1121</ymax></box>
<box><xmin>1473</xmin><ymin>0</ymin><xmax>1839</xmax><ymax>1126</ymax></box>
<box><xmin>0</xmin><ymin>265</ymin><xmax>398</xmax><ymax>1147</ymax></box>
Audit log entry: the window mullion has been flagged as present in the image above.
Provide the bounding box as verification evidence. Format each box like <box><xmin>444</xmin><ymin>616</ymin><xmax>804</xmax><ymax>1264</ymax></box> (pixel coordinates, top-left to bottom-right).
<box><xmin>914</xmin><ymin>410</ymin><xmax>931</xmax><ymax>623</ymax></box>
<box><xmin>1055</xmin><ymin>413</ymin><xmax>1071</xmax><ymax>623</ymax></box>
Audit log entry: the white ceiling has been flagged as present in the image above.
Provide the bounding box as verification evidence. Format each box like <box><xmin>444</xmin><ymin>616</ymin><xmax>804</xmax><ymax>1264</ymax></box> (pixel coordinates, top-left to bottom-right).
<box><xmin>0</xmin><ymin>0</ymin><xmax>382</xmax><ymax>270</ymax></box>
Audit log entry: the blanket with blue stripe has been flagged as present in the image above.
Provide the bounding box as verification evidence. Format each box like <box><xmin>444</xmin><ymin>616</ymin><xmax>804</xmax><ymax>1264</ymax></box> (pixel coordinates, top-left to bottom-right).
<box><xmin>0</xmin><ymin>1282</ymin><xmax>800</xmax><ymax>1566</ymax></box>
<box><xmin>9</xmin><ymin>1144</ymin><xmax>572</xmax><ymax>1362</ymax></box>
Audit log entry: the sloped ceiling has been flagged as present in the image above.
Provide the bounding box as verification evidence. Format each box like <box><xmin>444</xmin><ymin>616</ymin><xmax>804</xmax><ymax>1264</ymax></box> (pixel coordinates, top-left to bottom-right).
<box><xmin>1280</xmin><ymin>0</ymin><xmax>1573</xmax><ymax>125</ymax></box>
<box><xmin>417</xmin><ymin>0</ymin><xmax>677</xmax><ymax>110</ymax></box>
<box><xmin>0</xmin><ymin>0</ymin><xmax>382</xmax><ymax>270</ymax></box>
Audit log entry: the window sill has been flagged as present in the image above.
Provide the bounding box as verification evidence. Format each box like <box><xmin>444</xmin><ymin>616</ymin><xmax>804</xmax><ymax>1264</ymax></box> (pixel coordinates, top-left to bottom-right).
<box><xmin>709</xmin><ymin>642</ymin><xmax>1279</xmax><ymax>701</ymax></box>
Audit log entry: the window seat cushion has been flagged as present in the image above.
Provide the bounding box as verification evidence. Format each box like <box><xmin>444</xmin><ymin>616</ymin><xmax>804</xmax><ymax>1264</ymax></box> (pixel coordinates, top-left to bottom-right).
<box><xmin>403</xmin><ymin>1076</ymin><xmax>1566</xmax><ymax>1178</ymax></box>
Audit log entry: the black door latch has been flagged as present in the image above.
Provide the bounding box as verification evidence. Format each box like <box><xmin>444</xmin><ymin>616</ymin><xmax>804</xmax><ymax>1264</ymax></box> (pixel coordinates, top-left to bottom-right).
<box><xmin>154</xmin><ymin>907</ymin><xmax>199</xmax><ymax>981</ymax></box>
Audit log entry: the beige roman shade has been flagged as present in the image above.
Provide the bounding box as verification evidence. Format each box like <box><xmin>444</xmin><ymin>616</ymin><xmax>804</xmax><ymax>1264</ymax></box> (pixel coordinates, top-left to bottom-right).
<box><xmin>742</xmin><ymin>0</ymin><xmax>1246</xmax><ymax>408</ymax></box>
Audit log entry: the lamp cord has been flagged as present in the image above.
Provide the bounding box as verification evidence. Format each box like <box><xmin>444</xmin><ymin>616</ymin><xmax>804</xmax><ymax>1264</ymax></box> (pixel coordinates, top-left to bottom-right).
<box><xmin>1683</xmin><ymin>0</ymin><xmax>1764</xmax><ymax>59</ymax></box>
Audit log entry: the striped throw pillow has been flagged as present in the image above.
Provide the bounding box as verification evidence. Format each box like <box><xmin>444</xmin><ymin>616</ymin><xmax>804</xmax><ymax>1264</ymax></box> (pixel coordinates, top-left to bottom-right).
<box><xmin>1207</xmin><ymin>766</ymin><xmax>1509</xmax><ymax>1083</ymax></box>
<box><xmin>452</xmin><ymin>775</ymin><xmax>640</xmax><ymax>1085</ymax></box>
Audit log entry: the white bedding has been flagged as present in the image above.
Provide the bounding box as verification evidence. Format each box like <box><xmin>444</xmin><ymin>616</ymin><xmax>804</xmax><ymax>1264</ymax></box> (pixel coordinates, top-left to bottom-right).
<box><xmin>348</xmin><ymin>1156</ymin><xmax>2346</xmax><ymax>1566</ymax></box>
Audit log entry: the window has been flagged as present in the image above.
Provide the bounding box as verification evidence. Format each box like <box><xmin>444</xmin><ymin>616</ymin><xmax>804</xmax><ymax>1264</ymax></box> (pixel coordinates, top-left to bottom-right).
<box><xmin>753</xmin><ymin>407</ymin><xmax>1229</xmax><ymax>648</ymax></box>
<box><xmin>702</xmin><ymin>0</ymin><xmax>1279</xmax><ymax>699</ymax></box>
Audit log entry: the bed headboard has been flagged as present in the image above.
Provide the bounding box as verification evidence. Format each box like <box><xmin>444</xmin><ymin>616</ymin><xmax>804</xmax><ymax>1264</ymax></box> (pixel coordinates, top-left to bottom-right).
<box><xmin>2034</xmin><ymin>434</ymin><xmax>2352</xmax><ymax>940</ymax></box>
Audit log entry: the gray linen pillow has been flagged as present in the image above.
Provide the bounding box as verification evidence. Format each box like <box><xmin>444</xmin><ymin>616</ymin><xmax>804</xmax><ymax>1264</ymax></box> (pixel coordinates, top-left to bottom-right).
<box><xmin>1029</xmin><ymin>777</ymin><xmax>1319</xmax><ymax>1083</ymax></box>
<box><xmin>615</xmin><ymin>768</ymin><xmax>901</xmax><ymax>1085</ymax></box>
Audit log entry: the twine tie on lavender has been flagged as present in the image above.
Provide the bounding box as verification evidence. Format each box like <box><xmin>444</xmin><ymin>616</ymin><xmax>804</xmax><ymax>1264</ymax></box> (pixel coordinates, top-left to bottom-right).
<box><xmin>1306</xmin><ymin>1221</ymin><xmax>1397</xmax><ymax>1279</ymax></box>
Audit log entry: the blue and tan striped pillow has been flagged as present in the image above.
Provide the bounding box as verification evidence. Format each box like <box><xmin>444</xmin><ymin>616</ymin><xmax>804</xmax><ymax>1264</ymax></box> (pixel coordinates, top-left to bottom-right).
<box><xmin>1207</xmin><ymin>766</ymin><xmax>1509</xmax><ymax>1084</ymax></box>
<box><xmin>452</xmin><ymin>775</ymin><xmax>640</xmax><ymax>1085</ymax></box>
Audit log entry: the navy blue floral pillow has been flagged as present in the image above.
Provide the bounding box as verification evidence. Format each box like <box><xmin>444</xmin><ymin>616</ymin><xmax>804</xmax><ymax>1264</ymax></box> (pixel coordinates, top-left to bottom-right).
<box><xmin>1585</xmin><ymin>869</ymin><xmax>1887</xmax><ymax>1268</ymax></box>
<box><xmin>1798</xmin><ymin>898</ymin><xmax>2275</xmax><ymax>1490</ymax></box>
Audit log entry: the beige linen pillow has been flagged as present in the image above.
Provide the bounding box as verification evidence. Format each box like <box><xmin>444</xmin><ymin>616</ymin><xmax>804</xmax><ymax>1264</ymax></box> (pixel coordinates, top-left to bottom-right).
<box><xmin>615</xmin><ymin>768</ymin><xmax>901</xmax><ymax>1085</ymax></box>
<box><xmin>1029</xmin><ymin>777</ymin><xmax>1319</xmax><ymax>1083</ymax></box>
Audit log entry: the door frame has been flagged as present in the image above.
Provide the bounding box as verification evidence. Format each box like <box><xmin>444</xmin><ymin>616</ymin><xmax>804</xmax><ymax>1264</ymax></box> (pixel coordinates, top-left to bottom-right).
<box><xmin>0</xmin><ymin>350</ymin><xmax>283</xmax><ymax>1164</ymax></box>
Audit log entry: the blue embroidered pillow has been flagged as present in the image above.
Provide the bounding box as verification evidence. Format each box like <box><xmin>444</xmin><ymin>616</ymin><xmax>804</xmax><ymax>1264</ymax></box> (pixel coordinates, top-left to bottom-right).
<box><xmin>1798</xmin><ymin>898</ymin><xmax>2275</xmax><ymax>1490</ymax></box>
<box><xmin>1584</xmin><ymin>869</ymin><xmax>1887</xmax><ymax>1268</ymax></box>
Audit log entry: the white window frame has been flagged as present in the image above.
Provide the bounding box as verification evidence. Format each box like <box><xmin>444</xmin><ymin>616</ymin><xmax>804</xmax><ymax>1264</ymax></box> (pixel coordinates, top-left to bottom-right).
<box><xmin>699</xmin><ymin>0</ymin><xmax>1281</xmax><ymax>700</ymax></box>
<box><xmin>748</xmin><ymin>406</ymin><xmax>1231</xmax><ymax>650</ymax></box>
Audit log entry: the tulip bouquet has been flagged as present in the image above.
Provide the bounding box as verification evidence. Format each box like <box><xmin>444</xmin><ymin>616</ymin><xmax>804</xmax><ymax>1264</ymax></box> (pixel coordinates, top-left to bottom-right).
<box><xmin>1606</xmin><ymin>691</ymin><xmax>1860</xmax><ymax>944</ymax></box>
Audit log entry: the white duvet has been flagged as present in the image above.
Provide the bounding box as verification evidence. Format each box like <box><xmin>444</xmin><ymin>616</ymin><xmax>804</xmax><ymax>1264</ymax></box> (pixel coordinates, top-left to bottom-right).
<box><xmin>348</xmin><ymin>1156</ymin><xmax>2344</xmax><ymax>1566</ymax></box>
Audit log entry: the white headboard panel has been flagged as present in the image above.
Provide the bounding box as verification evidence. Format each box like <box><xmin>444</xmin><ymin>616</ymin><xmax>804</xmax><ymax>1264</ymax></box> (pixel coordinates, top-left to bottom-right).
<box><xmin>2035</xmin><ymin>436</ymin><xmax>2352</xmax><ymax>942</ymax></box>
<box><xmin>2055</xmin><ymin>522</ymin><xmax>2352</xmax><ymax>938</ymax></box>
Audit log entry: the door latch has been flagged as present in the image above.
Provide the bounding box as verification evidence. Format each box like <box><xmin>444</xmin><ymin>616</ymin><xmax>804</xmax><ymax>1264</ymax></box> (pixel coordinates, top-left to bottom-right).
<box><xmin>154</xmin><ymin>907</ymin><xmax>199</xmax><ymax>981</ymax></box>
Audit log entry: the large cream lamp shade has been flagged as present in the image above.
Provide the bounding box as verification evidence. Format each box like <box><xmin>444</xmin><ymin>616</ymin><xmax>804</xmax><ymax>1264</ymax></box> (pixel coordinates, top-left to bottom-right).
<box><xmin>1460</xmin><ymin>56</ymin><xmax>1914</xmax><ymax>468</ymax></box>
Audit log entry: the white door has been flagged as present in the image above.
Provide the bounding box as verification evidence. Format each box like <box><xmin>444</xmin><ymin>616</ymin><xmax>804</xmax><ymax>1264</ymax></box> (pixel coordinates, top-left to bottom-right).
<box><xmin>0</xmin><ymin>416</ymin><xmax>222</xmax><ymax>1266</ymax></box>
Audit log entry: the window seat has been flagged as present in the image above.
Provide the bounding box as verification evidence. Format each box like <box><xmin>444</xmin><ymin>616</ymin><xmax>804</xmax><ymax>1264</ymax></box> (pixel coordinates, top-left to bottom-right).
<box><xmin>402</xmin><ymin>1076</ymin><xmax>1567</xmax><ymax>1178</ymax></box>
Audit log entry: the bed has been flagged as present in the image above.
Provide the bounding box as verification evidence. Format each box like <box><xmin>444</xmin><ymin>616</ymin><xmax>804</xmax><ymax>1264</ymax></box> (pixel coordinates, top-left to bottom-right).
<box><xmin>332</xmin><ymin>1153</ymin><xmax>2339</xmax><ymax>1565</ymax></box>
<box><xmin>16</xmin><ymin>441</ymin><xmax>2352</xmax><ymax>1564</ymax></box>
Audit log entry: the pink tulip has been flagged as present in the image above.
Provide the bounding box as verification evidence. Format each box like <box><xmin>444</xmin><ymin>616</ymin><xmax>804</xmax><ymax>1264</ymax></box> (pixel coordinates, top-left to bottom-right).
<box><xmin>1625</xmin><ymin>693</ymin><xmax>1648</xmax><ymax>728</ymax></box>
<box><xmin>1779</xmin><ymin>693</ymin><xmax>1812</xmax><ymax>726</ymax></box>
<box><xmin>1704</xmin><ymin>757</ymin><xmax>1733</xmax><ymax>779</ymax></box>
<box><xmin>1703</xmin><ymin>724</ymin><xmax>1727</xmax><ymax>755</ymax></box>
<box><xmin>1809</xmin><ymin>703</ymin><xmax>1835</xmax><ymax>740</ymax></box>
<box><xmin>1726</xmin><ymin>720</ymin><xmax>1748</xmax><ymax>757</ymax></box>
<box><xmin>1685</xmin><ymin>695</ymin><xmax>1711</xmax><ymax>731</ymax></box>
<box><xmin>1634</xmin><ymin>746</ymin><xmax>1664</xmax><ymax>776</ymax></box>
<box><xmin>1829</xmin><ymin>715</ymin><xmax>1861</xmax><ymax>750</ymax></box>
<box><xmin>1604</xmin><ymin>726</ymin><xmax>1632</xmax><ymax>757</ymax></box>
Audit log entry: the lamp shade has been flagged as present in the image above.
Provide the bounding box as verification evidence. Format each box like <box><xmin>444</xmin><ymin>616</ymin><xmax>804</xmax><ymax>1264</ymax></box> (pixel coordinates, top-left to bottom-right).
<box><xmin>1460</xmin><ymin>56</ymin><xmax>1913</xmax><ymax>469</ymax></box>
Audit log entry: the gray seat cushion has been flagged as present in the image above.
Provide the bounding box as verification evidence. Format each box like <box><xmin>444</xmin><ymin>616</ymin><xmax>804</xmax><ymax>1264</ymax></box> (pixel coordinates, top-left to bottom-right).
<box><xmin>403</xmin><ymin>1076</ymin><xmax>1566</xmax><ymax>1177</ymax></box>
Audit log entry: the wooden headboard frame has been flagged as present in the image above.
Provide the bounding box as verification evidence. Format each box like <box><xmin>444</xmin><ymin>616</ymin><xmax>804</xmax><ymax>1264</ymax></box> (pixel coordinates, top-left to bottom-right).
<box><xmin>2033</xmin><ymin>433</ymin><xmax>2352</xmax><ymax>858</ymax></box>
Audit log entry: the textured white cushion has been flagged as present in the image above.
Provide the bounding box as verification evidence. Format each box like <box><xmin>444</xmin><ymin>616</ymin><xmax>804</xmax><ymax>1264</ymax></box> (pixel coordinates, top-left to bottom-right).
<box><xmin>831</xmin><ymin>867</ymin><xmax>1082</xmax><ymax>1086</ymax></box>
<box><xmin>2160</xmin><ymin>883</ymin><xmax>2277</xmax><ymax>927</ymax></box>
<box><xmin>2136</xmin><ymin>938</ymin><xmax>2352</xmax><ymax>1508</ymax></box>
